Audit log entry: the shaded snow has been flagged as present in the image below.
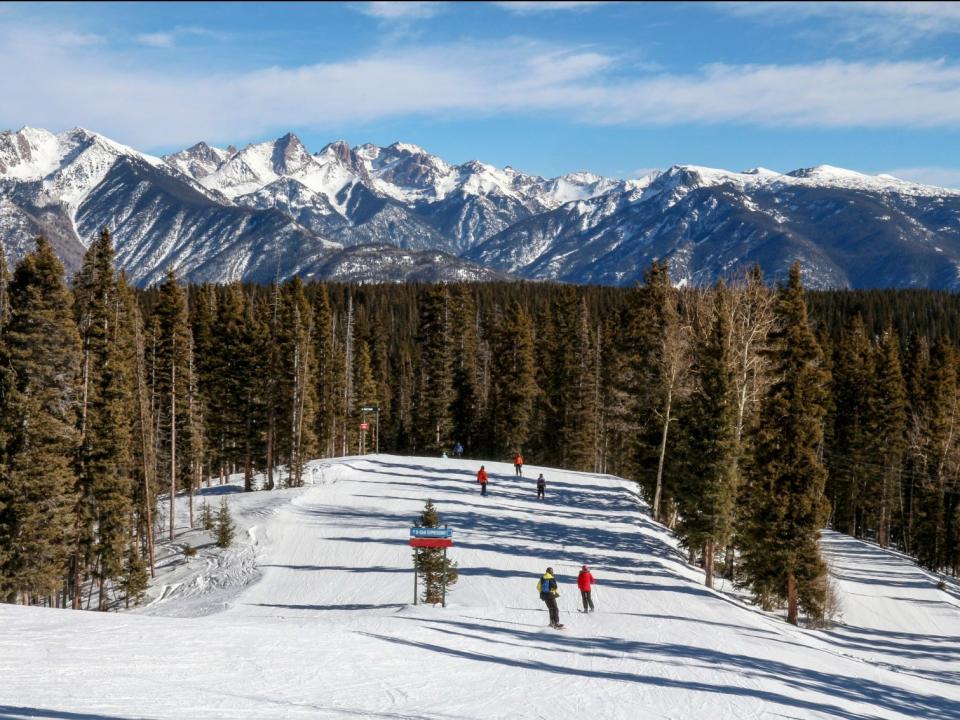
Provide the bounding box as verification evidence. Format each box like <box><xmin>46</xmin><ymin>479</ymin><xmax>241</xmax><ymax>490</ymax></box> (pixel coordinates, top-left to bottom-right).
<box><xmin>2</xmin><ymin>455</ymin><xmax>959</xmax><ymax>719</ymax></box>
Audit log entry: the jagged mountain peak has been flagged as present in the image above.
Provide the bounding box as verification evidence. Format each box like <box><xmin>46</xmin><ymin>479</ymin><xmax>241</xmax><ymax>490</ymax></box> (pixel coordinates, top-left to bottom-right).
<box><xmin>386</xmin><ymin>141</ymin><xmax>429</xmax><ymax>156</ymax></box>
<box><xmin>164</xmin><ymin>141</ymin><xmax>235</xmax><ymax>180</ymax></box>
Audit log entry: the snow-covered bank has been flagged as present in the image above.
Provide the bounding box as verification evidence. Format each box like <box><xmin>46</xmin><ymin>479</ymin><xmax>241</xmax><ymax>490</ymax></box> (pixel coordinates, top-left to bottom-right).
<box><xmin>2</xmin><ymin>455</ymin><xmax>959</xmax><ymax>719</ymax></box>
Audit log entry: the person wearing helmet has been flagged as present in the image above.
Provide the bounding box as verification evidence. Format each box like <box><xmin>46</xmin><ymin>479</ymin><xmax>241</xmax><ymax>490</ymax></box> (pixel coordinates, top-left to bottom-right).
<box><xmin>537</xmin><ymin>567</ymin><xmax>563</xmax><ymax>629</ymax></box>
<box><xmin>577</xmin><ymin>565</ymin><xmax>595</xmax><ymax>612</ymax></box>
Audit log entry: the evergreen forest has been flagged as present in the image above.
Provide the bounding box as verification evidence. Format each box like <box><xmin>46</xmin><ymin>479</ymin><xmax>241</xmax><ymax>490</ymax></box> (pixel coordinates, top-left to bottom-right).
<box><xmin>2</xmin><ymin>231</ymin><xmax>960</xmax><ymax>624</ymax></box>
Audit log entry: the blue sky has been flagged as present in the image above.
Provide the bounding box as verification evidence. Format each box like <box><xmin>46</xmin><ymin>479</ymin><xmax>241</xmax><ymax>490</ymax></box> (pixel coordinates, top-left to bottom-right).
<box><xmin>2</xmin><ymin>1</ymin><xmax>960</xmax><ymax>185</ymax></box>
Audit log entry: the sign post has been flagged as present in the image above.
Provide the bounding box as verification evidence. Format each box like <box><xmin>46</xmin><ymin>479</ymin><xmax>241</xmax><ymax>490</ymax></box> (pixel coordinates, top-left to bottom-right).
<box><xmin>361</xmin><ymin>405</ymin><xmax>379</xmax><ymax>453</ymax></box>
<box><xmin>410</xmin><ymin>525</ymin><xmax>454</xmax><ymax>607</ymax></box>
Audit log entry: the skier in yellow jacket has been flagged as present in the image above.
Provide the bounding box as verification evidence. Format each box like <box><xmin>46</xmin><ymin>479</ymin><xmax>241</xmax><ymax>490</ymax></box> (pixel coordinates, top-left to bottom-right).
<box><xmin>537</xmin><ymin>567</ymin><xmax>563</xmax><ymax>629</ymax></box>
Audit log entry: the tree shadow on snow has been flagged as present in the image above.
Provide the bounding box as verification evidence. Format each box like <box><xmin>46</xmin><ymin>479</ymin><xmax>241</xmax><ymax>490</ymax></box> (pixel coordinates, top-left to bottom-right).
<box><xmin>247</xmin><ymin>602</ymin><xmax>405</xmax><ymax>611</ymax></box>
<box><xmin>360</xmin><ymin>617</ymin><xmax>960</xmax><ymax>720</ymax></box>
<box><xmin>0</xmin><ymin>707</ymin><xmax>142</xmax><ymax>720</ymax></box>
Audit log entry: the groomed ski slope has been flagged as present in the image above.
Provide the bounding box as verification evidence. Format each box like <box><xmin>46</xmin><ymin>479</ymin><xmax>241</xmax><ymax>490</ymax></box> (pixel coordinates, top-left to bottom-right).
<box><xmin>2</xmin><ymin>455</ymin><xmax>959</xmax><ymax>720</ymax></box>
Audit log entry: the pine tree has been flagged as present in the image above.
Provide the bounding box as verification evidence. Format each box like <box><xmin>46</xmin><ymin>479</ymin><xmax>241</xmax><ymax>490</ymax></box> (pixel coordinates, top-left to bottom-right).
<box><xmin>72</xmin><ymin>230</ymin><xmax>139</xmax><ymax>610</ymax></box>
<box><xmin>632</xmin><ymin>262</ymin><xmax>691</xmax><ymax>522</ymax></box>
<box><xmin>869</xmin><ymin>326</ymin><xmax>907</xmax><ymax>547</ymax></box>
<box><xmin>199</xmin><ymin>501</ymin><xmax>215</xmax><ymax>532</ymax></box>
<box><xmin>353</xmin><ymin>341</ymin><xmax>378</xmax><ymax>454</ymax></box>
<box><xmin>413</xmin><ymin>286</ymin><xmax>453</xmax><ymax>453</ymax></box>
<box><xmin>277</xmin><ymin>278</ymin><xmax>316</xmax><ymax>485</ymax></box>
<box><xmin>826</xmin><ymin>315</ymin><xmax>875</xmax><ymax>537</ymax></box>
<box><xmin>413</xmin><ymin>499</ymin><xmax>457</xmax><ymax>604</ymax></box>
<box><xmin>487</xmin><ymin>302</ymin><xmax>538</xmax><ymax>458</ymax></box>
<box><xmin>216</xmin><ymin>499</ymin><xmax>235</xmax><ymax>549</ymax></box>
<box><xmin>120</xmin><ymin>547</ymin><xmax>149</xmax><ymax>608</ymax></box>
<box><xmin>914</xmin><ymin>340</ymin><xmax>957</xmax><ymax>570</ymax></box>
<box><xmin>676</xmin><ymin>286</ymin><xmax>739</xmax><ymax>588</ymax></box>
<box><xmin>0</xmin><ymin>237</ymin><xmax>82</xmax><ymax>604</ymax></box>
<box><xmin>449</xmin><ymin>286</ymin><xmax>481</xmax><ymax>454</ymax></box>
<box><xmin>152</xmin><ymin>270</ymin><xmax>192</xmax><ymax>539</ymax></box>
<box><xmin>740</xmin><ymin>264</ymin><xmax>830</xmax><ymax>625</ymax></box>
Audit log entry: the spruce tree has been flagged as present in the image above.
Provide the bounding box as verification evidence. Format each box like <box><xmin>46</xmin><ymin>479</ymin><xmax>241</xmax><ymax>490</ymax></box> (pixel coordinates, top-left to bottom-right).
<box><xmin>676</xmin><ymin>286</ymin><xmax>738</xmax><ymax>587</ymax></box>
<box><xmin>413</xmin><ymin>286</ymin><xmax>453</xmax><ymax>453</ymax></box>
<box><xmin>152</xmin><ymin>270</ymin><xmax>192</xmax><ymax>538</ymax></box>
<box><xmin>73</xmin><ymin>230</ymin><xmax>138</xmax><ymax>610</ymax></box>
<box><xmin>353</xmin><ymin>341</ymin><xmax>378</xmax><ymax>454</ymax></box>
<box><xmin>487</xmin><ymin>302</ymin><xmax>538</xmax><ymax>458</ymax></box>
<box><xmin>632</xmin><ymin>262</ymin><xmax>691</xmax><ymax>522</ymax></box>
<box><xmin>120</xmin><ymin>547</ymin><xmax>149</xmax><ymax>608</ymax></box>
<box><xmin>0</xmin><ymin>237</ymin><xmax>81</xmax><ymax>604</ymax></box>
<box><xmin>200</xmin><ymin>501</ymin><xmax>215</xmax><ymax>532</ymax></box>
<box><xmin>869</xmin><ymin>327</ymin><xmax>907</xmax><ymax>547</ymax></box>
<box><xmin>413</xmin><ymin>499</ymin><xmax>458</xmax><ymax>604</ymax></box>
<box><xmin>277</xmin><ymin>278</ymin><xmax>316</xmax><ymax>485</ymax></box>
<box><xmin>216</xmin><ymin>499</ymin><xmax>235</xmax><ymax>549</ymax></box>
<box><xmin>914</xmin><ymin>340</ymin><xmax>956</xmax><ymax>570</ymax></box>
<box><xmin>826</xmin><ymin>315</ymin><xmax>874</xmax><ymax>536</ymax></box>
<box><xmin>740</xmin><ymin>264</ymin><xmax>830</xmax><ymax>625</ymax></box>
<box><xmin>449</xmin><ymin>286</ymin><xmax>481</xmax><ymax>454</ymax></box>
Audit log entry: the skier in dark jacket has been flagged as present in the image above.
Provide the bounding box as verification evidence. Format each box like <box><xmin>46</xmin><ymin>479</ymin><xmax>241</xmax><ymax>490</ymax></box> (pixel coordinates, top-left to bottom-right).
<box><xmin>536</xmin><ymin>473</ymin><xmax>546</xmax><ymax>500</ymax></box>
<box><xmin>537</xmin><ymin>567</ymin><xmax>562</xmax><ymax>628</ymax></box>
<box><xmin>578</xmin><ymin>565</ymin><xmax>596</xmax><ymax>612</ymax></box>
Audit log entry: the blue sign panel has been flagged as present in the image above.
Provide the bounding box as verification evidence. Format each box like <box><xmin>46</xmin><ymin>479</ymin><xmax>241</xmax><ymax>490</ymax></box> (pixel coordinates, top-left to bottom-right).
<box><xmin>410</xmin><ymin>527</ymin><xmax>453</xmax><ymax>538</ymax></box>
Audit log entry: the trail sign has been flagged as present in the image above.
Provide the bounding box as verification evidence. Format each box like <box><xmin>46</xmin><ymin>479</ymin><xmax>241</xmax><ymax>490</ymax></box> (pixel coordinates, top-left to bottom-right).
<box><xmin>409</xmin><ymin>538</ymin><xmax>453</xmax><ymax>548</ymax></box>
<box><xmin>359</xmin><ymin>422</ymin><xmax>369</xmax><ymax>430</ymax></box>
<box><xmin>360</xmin><ymin>405</ymin><xmax>379</xmax><ymax>412</ymax></box>
<box><xmin>411</xmin><ymin>527</ymin><xmax>452</xmax><ymax>539</ymax></box>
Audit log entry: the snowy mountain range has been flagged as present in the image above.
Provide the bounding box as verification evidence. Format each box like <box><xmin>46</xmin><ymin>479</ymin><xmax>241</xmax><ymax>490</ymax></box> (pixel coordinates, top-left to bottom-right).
<box><xmin>2</xmin><ymin>125</ymin><xmax>959</xmax><ymax>288</ymax></box>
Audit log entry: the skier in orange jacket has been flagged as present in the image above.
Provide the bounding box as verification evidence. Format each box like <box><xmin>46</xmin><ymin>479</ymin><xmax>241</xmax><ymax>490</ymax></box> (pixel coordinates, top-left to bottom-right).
<box><xmin>477</xmin><ymin>466</ymin><xmax>489</xmax><ymax>496</ymax></box>
<box><xmin>514</xmin><ymin>453</ymin><xmax>524</xmax><ymax>477</ymax></box>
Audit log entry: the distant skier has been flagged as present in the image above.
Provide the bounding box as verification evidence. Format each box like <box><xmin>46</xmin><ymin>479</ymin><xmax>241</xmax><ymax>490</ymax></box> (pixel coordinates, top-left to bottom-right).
<box><xmin>514</xmin><ymin>452</ymin><xmax>524</xmax><ymax>477</ymax></box>
<box><xmin>578</xmin><ymin>565</ymin><xmax>596</xmax><ymax>613</ymax></box>
<box><xmin>537</xmin><ymin>567</ymin><xmax>563</xmax><ymax>629</ymax></box>
<box><xmin>536</xmin><ymin>473</ymin><xmax>546</xmax><ymax>500</ymax></box>
<box><xmin>477</xmin><ymin>465</ymin><xmax>489</xmax><ymax>496</ymax></box>
<box><xmin>453</xmin><ymin>442</ymin><xmax>464</xmax><ymax>458</ymax></box>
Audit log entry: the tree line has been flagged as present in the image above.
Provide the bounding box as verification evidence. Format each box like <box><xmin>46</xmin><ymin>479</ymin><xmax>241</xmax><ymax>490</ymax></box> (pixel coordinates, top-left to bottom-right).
<box><xmin>0</xmin><ymin>232</ymin><xmax>958</xmax><ymax>624</ymax></box>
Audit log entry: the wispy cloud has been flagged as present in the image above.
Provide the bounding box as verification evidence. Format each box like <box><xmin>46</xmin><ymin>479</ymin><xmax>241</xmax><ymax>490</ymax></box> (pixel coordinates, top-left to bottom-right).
<box><xmin>494</xmin><ymin>2</ymin><xmax>613</xmax><ymax>14</ymax></box>
<box><xmin>134</xmin><ymin>26</ymin><xmax>227</xmax><ymax>49</ymax></box>
<box><xmin>879</xmin><ymin>166</ymin><xmax>960</xmax><ymax>189</ymax></box>
<box><xmin>353</xmin><ymin>2</ymin><xmax>447</xmax><ymax>20</ymax></box>
<box><xmin>720</xmin><ymin>1</ymin><xmax>960</xmax><ymax>47</ymax></box>
<box><xmin>3</xmin><ymin>19</ymin><xmax>960</xmax><ymax>150</ymax></box>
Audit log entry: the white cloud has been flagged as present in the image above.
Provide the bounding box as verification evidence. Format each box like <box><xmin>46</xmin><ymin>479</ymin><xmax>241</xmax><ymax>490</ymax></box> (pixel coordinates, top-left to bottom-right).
<box><xmin>354</xmin><ymin>2</ymin><xmax>446</xmax><ymax>20</ymax></box>
<box><xmin>2</xmin><ymin>20</ymin><xmax>960</xmax><ymax>150</ymax></box>
<box><xmin>136</xmin><ymin>32</ymin><xmax>175</xmax><ymax>48</ymax></box>
<box><xmin>720</xmin><ymin>1</ymin><xmax>960</xmax><ymax>46</ymax></box>
<box><xmin>879</xmin><ymin>166</ymin><xmax>960</xmax><ymax>189</ymax></box>
<box><xmin>135</xmin><ymin>26</ymin><xmax>226</xmax><ymax>48</ymax></box>
<box><xmin>494</xmin><ymin>1</ymin><xmax>613</xmax><ymax>13</ymax></box>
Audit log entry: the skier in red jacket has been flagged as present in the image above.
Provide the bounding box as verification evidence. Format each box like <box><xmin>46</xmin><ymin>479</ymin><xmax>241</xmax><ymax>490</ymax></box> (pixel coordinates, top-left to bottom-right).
<box><xmin>577</xmin><ymin>565</ymin><xmax>595</xmax><ymax>612</ymax></box>
<box><xmin>477</xmin><ymin>466</ymin><xmax>489</xmax><ymax>496</ymax></box>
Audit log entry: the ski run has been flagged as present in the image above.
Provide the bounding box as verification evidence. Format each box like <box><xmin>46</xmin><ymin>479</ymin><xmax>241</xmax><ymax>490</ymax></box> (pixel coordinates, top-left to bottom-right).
<box><xmin>3</xmin><ymin>455</ymin><xmax>959</xmax><ymax>719</ymax></box>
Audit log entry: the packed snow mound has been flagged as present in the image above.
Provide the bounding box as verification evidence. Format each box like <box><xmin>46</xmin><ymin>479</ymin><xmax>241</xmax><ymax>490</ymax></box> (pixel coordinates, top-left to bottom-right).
<box><xmin>2</xmin><ymin>455</ymin><xmax>959</xmax><ymax>719</ymax></box>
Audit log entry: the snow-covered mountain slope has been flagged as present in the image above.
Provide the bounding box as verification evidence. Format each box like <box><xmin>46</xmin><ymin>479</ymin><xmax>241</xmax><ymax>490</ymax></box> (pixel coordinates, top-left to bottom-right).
<box><xmin>0</xmin><ymin>127</ymin><xmax>496</xmax><ymax>285</ymax></box>
<box><xmin>163</xmin><ymin>141</ymin><xmax>237</xmax><ymax>181</ymax></box>
<box><xmin>468</xmin><ymin>164</ymin><xmax>960</xmax><ymax>289</ymax></box>
<box><xmin>5</xmin><ymin>125</ymin><xmax>960</xmax><ymax>288</ymax></box>
<box><xmin>3</xmin><ymin>455</ymin><xmax>958</xmax><ymax>719</ymax></box>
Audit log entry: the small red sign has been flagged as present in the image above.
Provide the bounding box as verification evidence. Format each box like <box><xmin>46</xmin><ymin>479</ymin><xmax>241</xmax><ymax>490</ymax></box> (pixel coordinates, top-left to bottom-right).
<box><xmin>409</xmin><ymin>538</ymin><xmax>453</xmax><ymax>548</ymax></box>
<box><xmin>360</xmin><ymin>422</ymin><xmax>369</xmax><ymax>430</ymax></box>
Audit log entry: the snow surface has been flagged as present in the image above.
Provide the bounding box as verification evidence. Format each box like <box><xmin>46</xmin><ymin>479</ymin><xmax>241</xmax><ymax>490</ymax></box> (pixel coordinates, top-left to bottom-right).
<box><xmin>2</xmin><ymin>455</ymin><xmax>959</xmax><ymax>719</ymax></box>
